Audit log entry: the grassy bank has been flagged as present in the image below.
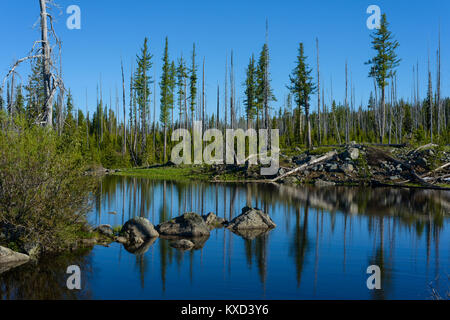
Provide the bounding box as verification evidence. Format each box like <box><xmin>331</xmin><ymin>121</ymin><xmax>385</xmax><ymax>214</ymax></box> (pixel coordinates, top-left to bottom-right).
<box><xmin>114</xmin><ymin>166</ymin><xmax>211</xmax><ymax>181</ymax></box>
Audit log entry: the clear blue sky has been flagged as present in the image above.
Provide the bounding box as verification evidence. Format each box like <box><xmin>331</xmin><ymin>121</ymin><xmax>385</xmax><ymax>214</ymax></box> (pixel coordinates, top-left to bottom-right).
<box><xmin>1</xmin><ymin>0</ymin><xmax>449</xmax><ymax>123</ymax></box>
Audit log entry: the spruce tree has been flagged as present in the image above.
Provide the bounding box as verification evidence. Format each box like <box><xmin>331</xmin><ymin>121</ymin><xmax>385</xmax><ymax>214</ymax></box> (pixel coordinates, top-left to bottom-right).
<box><xmin>256</xmin><ymin>44</ymin><xmax>275</xmax><ymax>129</ymax></box>
<box><xmin>160</xmin><ymin>37</ymin><xmax>171</xmax><ymax>162</ymax></box>
<box><xmin>288</xmin><ymin>43</ymin><xmax>316</xmax><ymax>148</ymax></box>
<box><xmin>366</xmin><ymin>13</ymin><xmax>400</xmax><ymax>143</ymax></box>
<box><xmin>134</xmin><ymin>37</ymin><xmax>153</xmax><ymax>153</ymax></box>
<box><xmin>176</xmin><ymin>55</ymin><xmax>188</xmax><ymax>128</ymax></box>
<box><xmin>244</xmin><ymin>54</ymin><xmax>257</xmax><ymax>128</ymax></box>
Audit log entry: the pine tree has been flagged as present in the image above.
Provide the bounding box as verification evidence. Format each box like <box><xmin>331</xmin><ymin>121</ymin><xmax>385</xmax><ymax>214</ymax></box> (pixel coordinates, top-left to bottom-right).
<box><xmin>288</xmin><ymin>43</ymin><xmax>316</xmax><ymax>148</ymax></box>
<box><xmin>14</xmin><ymin>85</ymin><xmax>25</xmax><ymax>115</ymax></box>
<box><xmin>366</xmin><ymin>13</ymin><xmax>400</xmax><ymax>143</ymax></box>
<box><xmin>256</xmin><ymin>44</ymin><xmax>275</xmax><ymax>129</ymax></box>
<box><xmin>176</xmin><ymin>55</ymin><xmax>188</xmax><ymax>128</ymax></box>
<box><xmin>160</xmin><ymin>37</ymin><xmax>171</xmax><ymax>162</ymax></box>
<box><xmin>134</xmin><ymin>37</ymin><xmax>153</xmax><ymax>153</ymax></box>
<box><xmin>244</xmin><ymin>54</ymin><xmax>257</xmax><ymax>128</ymax></box>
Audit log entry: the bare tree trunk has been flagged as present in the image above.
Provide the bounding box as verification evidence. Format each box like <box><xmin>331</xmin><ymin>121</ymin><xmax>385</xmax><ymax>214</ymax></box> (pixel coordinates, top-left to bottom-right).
<box><xmin>121</xmin><ymin>60</ymin><xmax>127</xmax><ymax>156</ymax></box>
<box><xmin>381</xmin><ymin>85</ymin><xmax>385</xmax><ymax>144</ymax></box>
<box><xmin>230</xmin><ymin>51</ymin><xmax>235</xmax><ymax>130</ymax></box>
<box><xmin>216</xmin><ymin>83</ymin><xmax>219</xmax><ymax>129</ymax></box>
<box><xmin>436</xmin><ymin>27</ymin><xmax>441</xmax><ymax>137</ymax></box>
<box><xmin>345</xmin><ymin>61</ymin><xmax>349</xmax><ymax>143</ymax></box>
<box><xmin>428</xmin><ymin>54</ymin><xmax>433</xmax><ymax>143</ymax></box>
<box><xmin>40</xmin><ymin>0</ymin><xmax>54</xmax><ymax>127</ymax></box>
<box><xmin>316</xmin><ymin>38</ymin><xmax>321</xmax><ymax>145</ymax></box>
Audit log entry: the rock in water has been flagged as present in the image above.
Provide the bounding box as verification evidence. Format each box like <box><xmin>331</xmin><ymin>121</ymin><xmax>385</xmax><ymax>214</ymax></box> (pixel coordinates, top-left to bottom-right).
<box><xmin>156</xmin><ymin>212</ymin><xmax>210</xmax><ymax>237</ymax></box>
<box><xmin>122</xmin><ymin>217</ymin><xmax>159</xmax><ymax>245</ymax></box>
<box><xmin>203</xmin><ymin>212</ymin><xmax>226</xmax><ymax>229</ymax></box>
<box><xmin>0</xmin><ymin>246</ymin><xmax>30</xmax><ymax>274</ymax></box>
<box><xmin>227</xmin><ymin>207</ymin><xmax>276</xmax><ymax>231</ymax></box>
<box><xmin>94</xmin><ymin>224</ymin><xmax>114</xmax><ymax>237</ymax></box>
<box><xmin>169</xmin><ymin>239</ymin><xmax>195</xmax><ymax>250</ymax></box>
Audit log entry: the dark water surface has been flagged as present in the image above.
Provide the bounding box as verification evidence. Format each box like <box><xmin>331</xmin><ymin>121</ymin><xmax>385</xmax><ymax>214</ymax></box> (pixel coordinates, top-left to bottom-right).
<box><xmin>1</xmin><ymin>175</ymin><xmax>449</xmax><ymax>300</ymax></box>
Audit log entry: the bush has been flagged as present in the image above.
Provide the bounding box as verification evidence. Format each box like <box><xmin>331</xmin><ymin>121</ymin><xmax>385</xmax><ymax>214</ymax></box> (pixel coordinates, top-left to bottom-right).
<box><xmin>0</xmin><ymin>118</ymin><xmax>95</xmax><ymax>254</ymax></box>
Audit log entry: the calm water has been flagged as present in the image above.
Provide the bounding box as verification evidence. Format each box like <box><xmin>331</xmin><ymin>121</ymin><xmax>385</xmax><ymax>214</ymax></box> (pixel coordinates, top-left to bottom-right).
<box><xmin>1</xmin><ymin>175</ymin><xmax>449</xmax><ymax>300</ymax></box>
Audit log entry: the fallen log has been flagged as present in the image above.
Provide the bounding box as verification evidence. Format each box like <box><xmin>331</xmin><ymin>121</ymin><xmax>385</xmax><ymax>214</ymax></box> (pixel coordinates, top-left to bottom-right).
<box><xmin>413</xmin><ymin>143</ymin><xmax>438</xmax><ymax>153</ymax></box>
<box><xmin>421</xmin><ymin>162</ymin><xmax>450</xmax><ymax>178</ymax></box>
<box><xmin>383</xmin><ymin>154</ymin><xmax>435</xmax><ymax>187</ymax></box>
<box><xmin>271</xmin><ymin>151</ymin><xmax>337</xmax><ymax>183</ymax></box>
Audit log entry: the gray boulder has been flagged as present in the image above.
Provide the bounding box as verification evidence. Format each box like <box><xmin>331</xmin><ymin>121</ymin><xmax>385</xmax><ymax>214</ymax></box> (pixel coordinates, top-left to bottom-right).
<box><xmin>203</xmin><ymin>212</ymin><xmax>226</xmax><ymax>229</ymax></box>
<box><xmin>227</xmin><ymin>207</ymin><xmax>276</xmax><ymax>231</ymax></box>
<box><xmin>341</xmin><ymin>163</ymin><xmax>354</xmax><ymax>173</ymax></box>
<box><xmin>94</xmin><ymin>224</ymin><xmax>114</xmax><ymax>237</ymax></box>
<box><xmin>0</xmin><ymin>246</ymin><xmax>30</xmax><ymax>274</ymax></box>
<box><xmin>157</xmin><ymin>212</ymin><xmax>210</xmax><ymax>237</ymax></box>
<box><xmin>342</xmin><ymin>147</ymin><xmax>360</xmax><ymax>161</ymax></box>
<box><xmin>122</xmin><ymin>217</ymin><xmax>159</xmax><ymax>245</ymax></box>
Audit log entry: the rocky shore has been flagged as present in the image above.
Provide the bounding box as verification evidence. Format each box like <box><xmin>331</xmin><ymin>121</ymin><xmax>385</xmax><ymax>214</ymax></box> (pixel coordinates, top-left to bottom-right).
<box><xmin>211</xmin><ymin>143</ymin><xmax>450</xmax><ymax>189</ymax></box>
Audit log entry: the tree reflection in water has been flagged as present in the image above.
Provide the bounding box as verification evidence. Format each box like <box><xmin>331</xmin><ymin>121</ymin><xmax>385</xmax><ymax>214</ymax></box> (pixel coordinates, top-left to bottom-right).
<box><xmin>2</xmin><ymin>176</ymin><xmax>447</xmax><ymax>300</ymax></box>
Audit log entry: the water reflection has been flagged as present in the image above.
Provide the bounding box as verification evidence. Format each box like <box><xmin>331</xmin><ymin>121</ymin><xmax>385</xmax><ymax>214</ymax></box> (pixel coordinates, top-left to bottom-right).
<box><xmin>1</xmin><ymin>176</ymin><xmax>448</xmax><ymax>300</ymax></box>
<box><xmin>0</xmin><ymin>248</ymin><xmax>94</xmax><ymax>300</ymax></box>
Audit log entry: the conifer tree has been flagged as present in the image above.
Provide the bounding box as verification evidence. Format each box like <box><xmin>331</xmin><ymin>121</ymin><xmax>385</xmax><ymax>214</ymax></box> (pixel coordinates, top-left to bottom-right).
<box><xmin>256</xmin><ymin>44</ymin><xmax>275</xmax><ymax>129</ymax></box>
<box><xmin>134</xmin><ymin>37</ymin><xmax>153</xmax><ymax>153</ymax></box>
<box><xmin>366</xmin><ymin>13</ymin><xmax>400</xmax><ymax>143</ymax></box>
<box><xmin>160</xmin><ymin>37</ymin><xmax>171</xmax><ymax>162</ymax></box>
<box><xmin>176</xmin><ymin>55</ymin><xmax>188</xmax><ymax>128</ymax></box>
<box><xmin>244</xmin><ymin>54</ymin><xmax>257</xmax><ymax>128</ymax></box>
<box><xmin>288</xmin><ymin>43</ymin><xmax>316</xmax><ymax>148</ymax></box>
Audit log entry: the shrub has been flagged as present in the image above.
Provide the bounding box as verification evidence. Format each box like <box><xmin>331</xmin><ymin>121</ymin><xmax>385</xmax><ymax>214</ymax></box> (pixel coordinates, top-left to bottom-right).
<box><xmin>0</xmin><ymin>118</ymin><xmax>95</xmax><ymax>254</ymax></box>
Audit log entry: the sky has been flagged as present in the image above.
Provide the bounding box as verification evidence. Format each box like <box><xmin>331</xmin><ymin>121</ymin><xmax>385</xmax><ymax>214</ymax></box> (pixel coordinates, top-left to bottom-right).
<box><xmin>1</xmin><ymin>0</ymin><xmax>449</xmax><ymax>123</ymax></box>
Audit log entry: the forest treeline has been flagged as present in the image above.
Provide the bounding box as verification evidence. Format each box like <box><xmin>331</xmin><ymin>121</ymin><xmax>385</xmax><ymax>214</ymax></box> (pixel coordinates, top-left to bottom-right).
<box><xmin>1</xmin><ymin>11</ymin><xmax>449</xmax><ymax>170</ymax></box>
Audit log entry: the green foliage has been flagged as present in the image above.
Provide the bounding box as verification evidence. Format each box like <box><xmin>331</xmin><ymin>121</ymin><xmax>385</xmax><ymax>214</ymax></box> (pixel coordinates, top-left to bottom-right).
<box><xmin>366</xmin><ymin>14</ymin><xmax>400</xmax><ymax>89</ymax></box>
<box><xmin>288</xmin><ymin>43</ymin><xmax>316</xmax><ymax>113</ymax></box>
<box><xmin>0</xmin><ymin>117</ymin><xmax>95</xmax><ymax>253</ymax></box>
<box><xmin>244</xmin><ymin>54</ymin><xmax>257</xmax><ymax>124</ymax></box>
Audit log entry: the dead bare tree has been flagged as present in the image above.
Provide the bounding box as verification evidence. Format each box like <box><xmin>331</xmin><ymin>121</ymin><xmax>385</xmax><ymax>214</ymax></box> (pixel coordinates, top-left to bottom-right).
<box><xmin>3</xmin><ymin>0</ymin><xmax>63</xmax><ymax>128</ymax></box>
<box><xmin>316</xmin><ymin>38</ymin><xmax>321</xmax><ymax>145</ymax></box>
<box><xmin>121</xmin><ymin>59</ymin><xmax>127</xmax><ymax>156</ymax></box>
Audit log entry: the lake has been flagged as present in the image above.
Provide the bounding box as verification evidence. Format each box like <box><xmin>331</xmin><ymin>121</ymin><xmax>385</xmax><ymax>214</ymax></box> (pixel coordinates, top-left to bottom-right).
<box><xmin>1</xmin><ymin>175</ymin><xmax>449</xmax><ymax>300</ymax></box>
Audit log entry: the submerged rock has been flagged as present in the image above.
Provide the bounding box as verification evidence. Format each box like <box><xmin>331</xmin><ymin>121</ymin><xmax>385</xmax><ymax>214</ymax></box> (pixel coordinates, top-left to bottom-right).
<box><xmin>0</xmin><ymin>246</ymin><xmax>30</xmax><ymax>274</ymax></box>
<box><xmin>227</xmin><ymin>207</ymin><xmax>276</xmax><ymax>231</ymax></box>
<box><xmin>157</xmin><ymin>212</ymin><xmax>210</xmax><ymax>237</ymax></box>
<box><xmin>122</xmin><ymin>217</ymin><xmax>159</xmax><ymax>245</ymax></box>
